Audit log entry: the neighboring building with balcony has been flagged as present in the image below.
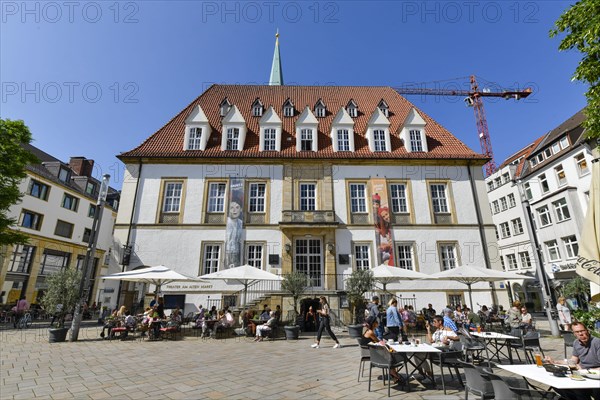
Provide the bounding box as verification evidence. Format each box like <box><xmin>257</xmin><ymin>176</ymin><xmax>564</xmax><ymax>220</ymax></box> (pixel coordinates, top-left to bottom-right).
<box><xmin>486</xmin><ymin>109</ymin><xmax>596</xmax><ymax>308</ymax></box>
<box><xmin>114</xmin><ymin>83</ymin><xmax>506</xmax><ymax>319</ymax></box>
<box><xmin>0</xmin><ymin>145</ymin><xmax>120</xmax><ymax>308</ymax></box>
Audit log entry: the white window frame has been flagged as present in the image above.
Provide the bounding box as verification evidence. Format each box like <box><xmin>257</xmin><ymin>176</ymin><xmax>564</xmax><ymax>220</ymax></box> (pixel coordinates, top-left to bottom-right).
<box><xmin>574</xmin><ymin>153</ymin><xmax>589</xmax><ymax>176</ymax></box>
<box><xmin>430</xmin><ymin>184</ymin><xmax>449</xmax><ymax>213</ymax></box>
<box><xmin>300</xmin><ymin>128</ymin><xmax>313</xmax><ymax>151</ymax></box>
<box><xmin>283</xmin><ymin>106</ymin><xmax>294</xmax><ymax>117</ymax></box>
<box><xmin>202</xmin><ymin>244</ymin><xmax>221</xmax><ymax>274</ymax></box>
<box><xmin>396</xmin><ymin>244</ymin><xmax>415</xmax><ymax>270</ymax></box>
<box><xmin>500</xmin><ymin>197</ymin><xmax>508</xmax><ymax>211</ymax></box>
<box><xmin>246</xmin><ymin>244</ymin><xmax>264</xmax><ymax>269</ymax></box>
<box><xmin>248</xmin><ymin>183</ymin><xmax>266</xmax><ymax>213</ymax></box>
<box><xmin>226</xmin><ymin>128</ymin><xmax>239</xmax><ymax>150</ymax></box>
<box><xmin>207</xmin><ymin>182</ymin><xmax>226</xmax><ymax>213</ymax></box>
<box><xmin>552</xmin><ymin>142</ymin><xmax>560</xmax><ymax>154</ymax></box>
<box><xmin>409</xmin><ymin>129</ymin><xmax>423</xmax><ymax>152</ymax></box>
<box><xmin>188</xmin><ymin>127</ymin><xmax>202</xmax><ymax>150</ymax></box>
<box><xmin>553</xmin><ymin>198</ymin><xmax>571</xmax><ymax>222</ymax></box>
<box><xmin>511</xmin><ymin>218</ymin><xmax>524</xmax><ymax>235</ymax></box>
<box><xmin>508</xmin><ymin>193</ymin><xmax>516</xmax><ymax>208</ymax></box>
<box><xmin>389</xmin><ymin>183</ymin><xmax>408</xmax><ymax>213</ymax></box>
<box><xmin>337</xmin><ymin>129</ymin><xmax>350</xmax><ymax>151</ymax></box>
<box><xmin>299</xmin><ymin>183</ymin><xmax>316</xmax><ymax>211</ymax></box>
<box><xmin>539</xmin><ymin>173</ymin><xmax>549</xmax><ymax>193</ymax></box>
<box><xmin>252</xmin><ymin>105</ymin><xmax>263</xmax><ymax>117</ymax></box>
<box><xmin>524</xmin><ymin>182</ymin><xmax>532</xmax><ymax>200</ymax></box>
<box><xmin>559</xmin><ymin>136</ymin><xmax>569</xmax><ymax>149</ymax></box>
<box><xmin>537</xmin><ymin>205</ymin><xmax>552</xmax><ymax>227</ymax></box>
<box><xmin>263</xmin><ymin>128</ymin><xmax>276</xmax><ymax>151</ymax></box>
<box><xmin>315</xmin><ymin>106</ymin><xmax>325</xmax><ymax>118</ymax></box>
<box><xmin>554</xmin><ymin>164</ymin><xmax>567</xmax><ymax>187</ymax></box>
<box><xmin>500</xmin><ymin>222</ymin><xmax>511</xmax><ymax>238</ymax></box>
<box><xmin>563</xmin><ymin>235</ymin><xmax>578</xmax><ymax>259</ymax></box>
<box><xmin>162</xmin><ymin>182</ymin><xmax>183</xmax><ymax>213</ymax></box>
<box><xmin>519</xmin><ymin>252</ymin><xmax>532</xmax><ymax>269</ymax></box>
<box><xmin>439</xmin><ymin>244</ymin><xmax>457</xmax><ymax>271</ymax></box>
<box><xmin>349</xmin><ymin>183</ymin><xmax>367</xmax><ymax>213</ymax></box>
<box><xmin>506</xmin><ymin>253</ymin><xmax>518</xmax><ymax>270</ymax></box>
<box><xmin>545</xmin><ymin>240</ymin><xmax>561</xmax><ymax>262</ymax></box>
<box><xmin>347</xmin><ymin>105</ymin><xmax>358</xmax><ymax>118</ymax></box>
<box><xmin>492</xmin><ymin>201</ymin><xmax>500</xmax><ymax>214</ymax></box>
<box><xmin>353</xmin><ymin>244</ymin><xmax>371</xmax><ymax>271</ymax></box>
<box><xmin>373</xmin><ymin>129</ymin><xmax>387</xmax><ymax>152</ymax></box>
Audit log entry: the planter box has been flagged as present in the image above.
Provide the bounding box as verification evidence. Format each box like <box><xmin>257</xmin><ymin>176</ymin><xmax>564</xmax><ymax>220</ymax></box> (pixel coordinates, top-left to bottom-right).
<box><xmin>48</xmin><ymin>327</ymin><xmax>69</xmax><ymax>343</ymax></box>
<box><xmin>348</xmin><ymin>324</ymin><xmax>364</xmax><ymax>338</ymax></box>
<box><xmin>284</xmin><ymin>325</ymin><xmax>300</xmax><ymax>340</ymax></box>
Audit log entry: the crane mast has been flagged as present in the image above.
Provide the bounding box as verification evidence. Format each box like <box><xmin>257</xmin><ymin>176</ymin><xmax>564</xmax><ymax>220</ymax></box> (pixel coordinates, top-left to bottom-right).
<box><xmin>395</xmin><ymin>75</ymin><xmax>532</xmax><ymax>176</ymax></box>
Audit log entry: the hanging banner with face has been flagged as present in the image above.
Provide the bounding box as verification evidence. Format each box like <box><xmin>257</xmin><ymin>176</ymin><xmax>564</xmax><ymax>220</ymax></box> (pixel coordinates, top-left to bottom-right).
<box><xmin>225</xmin><ymin>178</ymin><xmax>244</xmax><ymax>269</ymax></box>
<box><xmin>371</xmin><ymin>178</ymin><xmax>395</xmax><ymax>266</ymax></box>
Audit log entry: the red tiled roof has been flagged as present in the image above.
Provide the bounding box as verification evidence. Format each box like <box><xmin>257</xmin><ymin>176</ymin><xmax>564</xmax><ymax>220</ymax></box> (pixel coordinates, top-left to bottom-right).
<box><xmin>118</xmin><ymin>85</ymin><xmax>487</xmax><ymax>161</ymax></box>
<box><xmin>498</xmin><ymin>134</ymin><xmax>545</xmax><ymax>177</ymax></box>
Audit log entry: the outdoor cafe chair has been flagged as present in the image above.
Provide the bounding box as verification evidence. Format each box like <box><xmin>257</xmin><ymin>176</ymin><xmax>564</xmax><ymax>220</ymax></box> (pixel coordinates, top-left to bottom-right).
<box><xmin>459</xmin><ymin>331</ymin><xmax>486</xmax><ymax>362</ymax></box>
<box><xmin>561</xmin><ymin>331</ymin><xmax>575</xmax><ymax>358</ymax></box>
<box><xmin>368</xmin><ymin>344</ymin><xmax>405</xmax><ymax>397</ymax></box>
<box><xmin>356</xmin><ymin>338</ymin><xmax>370</xmax><ymax>382</ymax></box>
<box><xmin>507</xmin><ymin>328</ymin><xmax>524</xmax><ymax>363</ymax></box>
<box><xmin>522</xmin><ymin>331</ymin><xmax>544</xmax><ymax>363</ymax></box>
<box><xmin>484</xmin><ymin>371</ymin><xmax>556</xmax><ymax>400</ymax></box>
<box><xmin>430</xmin><ymin>341</ymin><xmax>464</xmax><ymax>394</ymax></box>
<box><xmin>457</xmin><ymin>360</ymin><xmax>494</xmax><ymax>400</ymax></box>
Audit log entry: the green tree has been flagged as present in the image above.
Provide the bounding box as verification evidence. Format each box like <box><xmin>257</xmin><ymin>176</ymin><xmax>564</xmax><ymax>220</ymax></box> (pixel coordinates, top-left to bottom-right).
<box><xmin>561</xmin><ymin>275</ymin><xmax>592</xmax><ymax>310</ymax></box>
<box><xmin>40</xmin><ymin>268</ymin><xmax>82</xmax><ymax>327</ymax></box>
<box><xmin>281</xmin><ymin>271</ymin><xmax>308</xmax><ymax>319</ymax></box>
<box><xmin>345</xmin><ymin>268</ymin><xmax>375</xmax><ymax>324</ymax></box>
<box><xmin>550</xmin><ymin>0</ymin><xmax>600</xmax><ymax>141</ymax></box>
<box><xmin>0</xmin><ymin>119</ymin><xmax>38</xmax><ymax>246</ymax></box>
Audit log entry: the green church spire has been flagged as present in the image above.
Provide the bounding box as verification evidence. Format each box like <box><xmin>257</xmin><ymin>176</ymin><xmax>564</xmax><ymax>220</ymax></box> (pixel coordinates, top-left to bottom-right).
<box><xmin>269</xmin><ymin>30</ymin><xmax>283</xmax><ymax>86</ymax></box>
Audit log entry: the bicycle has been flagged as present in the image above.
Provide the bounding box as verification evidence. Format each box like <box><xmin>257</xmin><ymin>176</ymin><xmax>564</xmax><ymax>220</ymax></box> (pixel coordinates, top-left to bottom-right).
<box><xmin>16</xmin><ymin>312</ymin><xmax>32</xmax><ymax>329</ymax></box>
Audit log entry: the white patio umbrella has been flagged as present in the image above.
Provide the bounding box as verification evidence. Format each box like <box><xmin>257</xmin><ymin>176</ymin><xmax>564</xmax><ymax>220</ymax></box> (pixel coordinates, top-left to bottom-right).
<box><xmin>102</xmin><ymin>265</ymin><xmax>204</xmax><ymax>301</ymax></box>
<box><xmin>429</xmin><ymin>265</ymin><xmax>533</xmax><ymax>309</ymax></box>
<box><xmin>199</xmin><ymin>264</ymin><xmax>283</xmax><ymax>306</ymax></box>
<box><xmin>371</xmin><ymin>264</ymin><xmax>435</xmax><ymax>292</ymax></box>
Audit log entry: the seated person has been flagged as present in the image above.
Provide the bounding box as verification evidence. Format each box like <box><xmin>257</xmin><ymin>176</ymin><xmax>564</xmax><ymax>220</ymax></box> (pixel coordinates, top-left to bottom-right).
<box><xmin>361</xmin><ymin>316</ymin><xmax>402</xmax><ymax>382</ymax></box>
<box><xmin>259</xmin><ymin>307</ymin><xmax>270</xmax><ymax>321</ymax></box>
<box><xmin>224</xmin><ymin>309</ymin><xmax>234</xmax><ymax>327</ymax></box>
<box><xmin>254</xmin><ymin>311</ymin><xmax>277</xmax><ymax>342</ymax></box>
<box><xmin>464</xmin><ymin>307</ymin><xmax>481</xmax><ymax>330</ymax></box>
<box><xmin>100</xmin><ymin>310</ymin><xmax>119</xmax><ymax>338</ymax></box>
<box><xmin>124</xmin><ymin>311</ymin><xmax>136</xmax><ymax>329</ymax></box>
<box><xmin>544</xmin><ymin>322</ymin><xmax>600</xmax><ymax>400</ymax></box>
<box><xmin>305</xmin><ymin>306</ymin><xmax>316</xmax><ymax>332</ymax></box>
<box><xmin>442</xmin><ymin>311</ymin><xmax>458</xmax><ymax>332</ymax></box>
<box><xmin>519</xmin><ymin>307</ymin><xmax>533</xmax><ymax>329</ymax></box>
<box><xmin>415</xmin><ymin>316</ymin><xmax>459</xmax><ymax>380</ymax></box>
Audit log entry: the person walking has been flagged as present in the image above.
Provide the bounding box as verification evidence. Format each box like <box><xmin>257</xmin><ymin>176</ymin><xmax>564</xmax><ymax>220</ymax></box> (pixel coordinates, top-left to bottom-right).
<box><xmin>311</xmin><ymin>296</ymin><xmax>341</xmax><ymax>349</ymax></box>
<box><xmin>385</xmin><ymin>298</ymin><xmax>403</xmax><ymax>342</ymax></box>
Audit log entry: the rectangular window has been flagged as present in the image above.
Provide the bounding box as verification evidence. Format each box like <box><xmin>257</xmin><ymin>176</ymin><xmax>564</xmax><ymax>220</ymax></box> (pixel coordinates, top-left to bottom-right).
<box><xmin>207</xmin><ymin>183</ymin><xmax>226</xmax><ymax>213</ymax></box>
<box><xmin>552</xmin><ymin>142</ymin><xmax>561</xmax><ymax>154</ymax></box>
<box><xmin>252</xmin><ymin>106</ymin><xmax>263</xmax><ymax>117</ymax></box>
<box><xmin>439</xmin><ymin>244</ymin><xmax>457</xmax><ymax>270</ymax></box>
<box><xmin>88</xmin><ymin>204</ymin><xmax>96</xmax><ymax>218</ymax></box>
<box><xmin>500</xmin><ymin>222</ymin><xmax>511</xmax><ymax>238</ymax></box>
<box><xmin>545</xmin><ymin>240</ymin><xmax>561</xmax><ymax>261</ymax></box>
<box><xmin>54</xmin><ymin>220</ymin><xmax>74</xmax><ymax>238</ymax></box>
<box><xmin>554</xmin><ymin>164</ymin><xmax>567</xmax><ymax>186</ymax></box>
<box><xmin>226</xmin><ymin>128</ymin><xmax>239</xmax><ymax>150</ymax></box>
<box><xmin>508</xmin><ymin>193</ymin><xmax>516</xmax><ymax>208</ymax></box>
<box><xmin>162</xmin><ymin>182</ymin><xmax>183</xmax><ymax>213</ymax></box>
<box><xmin>188</xmin><ymin>127</ymin><xmax>202</xmax><ymax>150</ymax></box>
<box><xmin>284</xmin><ymin>106</ymin><xmax>294</xmax><ymax>117</ymax></box>
<box><xmin>82</xmin><ymin>228</ymin><xmax>91</xmax><ymax>243</ymax></box>
<box><xmin>295</xmin><ymin>239</ymin><xmax>322</xmax><ymax>287</ymax></box>
<box><xmin>500</xmin><ymin>256</ymin><xmax>506</xmax><ymax>271</ymax></box>
<box><xmin>354</xmin><ymin>244</ymin><xmax>370</xmax><ymax>270</ymax></box>
<box><xmin>487</xmin><ymin>181</ymin><xmax>494</xmax><ymax>192</ymax></box>
<box><xmin>539</xmin><ymin>174</ymin><xmax>549</xmax><ymax>193</ymax></box>
<box><xmin>248</xmin><ymin>183</ymin><xmax>266</xmax><ymax>213</ymax></box>
<box><xmin>409</xmin><ymin>129</ymin><xmax>423</xmax><ymax>152</ymax></box>
<box><xmin>519</xmin><ymin>252</ymin><xmax>532</xmax><ymax>269</ymax></box>
<box><xmin>28</xmin><ymin>179</ymin><xmax>50</xmax><ymax>200</ymax></box>
<box><xmin>492</xmin><ymin>201</ymin><xmax>500</xmax><ymax>214</ymax></box>
<box><xmin>85</xmin><ymin>182</ymin><xmax>95</xmax><ymax>196</ymax></box>
<box><xmin>574</xmin><ymin>153</ymin><xmax>589</xmax><ymax>176</ymax></box>
<box><xmin>537</xmin><ymin>153</ymin><xmax>544</xmax><ymax>164</ymax></box>
<box><xmin>9</xmin><ymin>245</ymin><xmax>36</xmax><ymax>273</ymax></box>
<box><xmin>553</xmin><ymin>198</ymin><xmax>571</xmax><ymax>222</ymax></box>
<box><xmin>246</xmin><ymin>244</ymin><xmax>263</xmax><ymax>269</ymax></box>
<box><xmin>58</xmin><ymin>167</ymin><xmax>70</xmax><ymax>183</ymax></box>
<box><xmin>349</xmin><ymin>183</ymin><xmax>367</xmax><ymax>213</ymax></box>
<box><xmin>300</xmin><ymin>129</ymin><xmax>313</xmax><ymax>151</ymax></box>
<box><xmin>502</xmin><ymin>173</ymin><xmax>510</xmax><ymax>184</ymax></box>
<box><xmin>506</xmin><ymin>254</ymin><xmax>518</xmax><ymax>270</ymax></box>
<box><xmin>389</xmin><ymin>183</ymin><xmax>408</xmax><ymax>213</ymax></box>
<box><xmin>373</xmin><ymin>129</ymin><xmax>386</xmax><ymax>152</ymax></box>
<box><xmin>299</xmin><ymin>183</ymin><xmax>316</xmax><ymax>211</ymax></box>
<box><xmin>315</xmin><ymin>107</ymin><xmax>325</xmax><ymax>118</ymax></box>
<box><xmin>537</xmin><ymin>205</ymin><xmax>552</xmax><ymax>227</ymax></box>
<box><xmin>263</xmin><ymin>128</ymin><xmax>276</xmax><ymax>151</ymax></box>
<box><xmin>559</xmin><ymin>136</ymin><xmax>569</xmax><ymax>149</ymax></box>
<box><xmin>430</xmin><ymin>184</ymin><xmax>449</xmax><ymax>213</ymax></box>
<box><xmin>61</xmin><ymin>194</ymin><xmax>79</xmax><ymax>212</ymax></box>
<box><xmin>544</xmin><ymin>148</ymin><xmax>552</xmax><ymax>159</ymax></box>
<box><xmin>337</xmin><ymin>129</ymin><xmax>350</xmax><ymax>151</ymax></box>
<box><xmin>203</xmin><ymin>244</ymin><xmax>220</xmax><ymax>274</ymax></box>
<box><xmin>396</xmin><ymin>244</ymin><xmax>414</xmax><ymax>270</ymax></box>
<box><xmin>563</xmin><ymin>235</ymin><xmax>579</xmax><ymax>259</ymax></box>
<box><xmin>511</xmin><ymin>218</ymin><xmax>524</xmax><ymax>235</ymax></box>
<box><xmin>347</xmin><ymin>107</ymin><xmax>357</xmax><ymax>118</ymax></box>
<box><xmin>500</xmin><ymin>197</ymin><xmax>508</xmax><ymax>211</ymax></box>
<box><xmin>40</xmin><ymin>249</ymin><xmax>70</xmax><ymax>275</ymax></box>
<box><xmin>524</xmin><ymin>182</ymin><xmax>532</xmax><ymax>200</ymax></box>
<box><xmin>20</xmin><ymin>210</ymin><xmax>43</xmax><ymax>230</ymax></box>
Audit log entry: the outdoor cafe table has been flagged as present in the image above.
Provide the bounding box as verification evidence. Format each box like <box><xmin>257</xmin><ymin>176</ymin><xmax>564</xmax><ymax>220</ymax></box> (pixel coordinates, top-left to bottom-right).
<box><xmin>497</xmin><ymin>364</ymin><xmax>600</xmax><ymax>390</ymax></box>
<box><xmin>471</xmin><ymin>332</ymin><xmax>518</xmax><ymax>364</ymax></box>
<box><xmin>388</xmin><ymin>342</ymin><xmax>442</xmax><ymax>392</ymax></box>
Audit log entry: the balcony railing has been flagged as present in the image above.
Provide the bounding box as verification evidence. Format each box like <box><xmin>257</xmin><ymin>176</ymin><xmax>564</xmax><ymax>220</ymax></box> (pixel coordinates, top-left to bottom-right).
<box><xmin>280</xmin><ymin>210</ymin><xmax>336</xmax><ymax>224</ymax></box>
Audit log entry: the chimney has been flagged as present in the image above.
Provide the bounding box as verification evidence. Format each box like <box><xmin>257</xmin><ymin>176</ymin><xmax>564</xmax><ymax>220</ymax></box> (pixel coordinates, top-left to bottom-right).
<box><xmin>69</xmin><ymin>157</ymin><xmax>94</xmax><ymax>177</ymax></box>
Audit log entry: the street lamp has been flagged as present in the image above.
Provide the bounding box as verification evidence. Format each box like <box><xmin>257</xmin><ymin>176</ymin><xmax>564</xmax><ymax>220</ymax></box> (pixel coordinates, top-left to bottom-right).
<box><xmin>514</xmin><ymin>178</ymin><xmax>560</xmax><ymax>337</ymax></box>
<box><xmin>69</xmin><ymin>174</ymin><xmax>110</xmax><ymax>341</ymax></box>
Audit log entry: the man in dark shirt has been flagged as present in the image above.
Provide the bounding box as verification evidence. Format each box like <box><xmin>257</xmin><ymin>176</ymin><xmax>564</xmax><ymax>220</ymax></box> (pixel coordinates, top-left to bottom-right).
<box><xmin>368</xmin><ymin>296</ymin><xmax>382</xmax><ymax>339</ymax></box>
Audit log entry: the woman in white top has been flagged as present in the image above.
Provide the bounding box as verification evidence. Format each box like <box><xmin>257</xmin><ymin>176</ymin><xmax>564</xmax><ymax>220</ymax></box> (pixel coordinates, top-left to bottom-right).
<box><xmin>557</xmin><ymin>297</ymin><xmax>572</xmax><ymax>331</ymax></box>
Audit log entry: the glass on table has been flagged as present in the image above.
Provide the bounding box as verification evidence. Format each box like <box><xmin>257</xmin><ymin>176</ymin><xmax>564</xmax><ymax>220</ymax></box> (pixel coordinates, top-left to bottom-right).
<box><xmin>567</xmin><ymin>359</ymin><xmax>578</xmax><ymax>372</ymax></box>
<box><xmin>534</xmin><ymin>353</ymin><xmax>543</xmax><ymax>367</ymax></box>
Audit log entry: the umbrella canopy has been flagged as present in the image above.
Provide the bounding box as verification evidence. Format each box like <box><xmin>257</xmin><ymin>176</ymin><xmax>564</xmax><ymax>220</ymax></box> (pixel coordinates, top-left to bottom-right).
<box><xmin>102</xmin><ymin>265</ymin><xmax>204</xmax><ymax>301</ymax></box>
<box><xmin>371</xmin><ymin>264</ymin><xmax>435</xmax><ymax>291</ymax></box>
<box><xmin>576</xmin><ymin>155</ymin><xmax>600</xmax><ymax>291</ymax></box>
<box><xmin>199</xmin><ymin>264</ymin><xmax>282</xmax><ymax>306</ymax></box>
<box><xmin>429</xmin><ymin>265</ymin><xmax>533</xmax><ymax>309</ymax></box>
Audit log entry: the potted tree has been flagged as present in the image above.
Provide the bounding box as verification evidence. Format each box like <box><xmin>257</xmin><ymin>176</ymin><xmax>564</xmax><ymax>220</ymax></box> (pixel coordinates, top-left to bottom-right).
<box><xmin>281</xmin><ymin>271</ymin><xmax>308</xmax><ymax>340</ymax></box>
<box><xmin>40</xmin><ymin>268</ymin><xmax>82</xmax><ymax>343</ymax></box>
<box><xmin>345</xmin><ymin>268</ymin><xmax>375</xmax><ymax>338</ymax></box>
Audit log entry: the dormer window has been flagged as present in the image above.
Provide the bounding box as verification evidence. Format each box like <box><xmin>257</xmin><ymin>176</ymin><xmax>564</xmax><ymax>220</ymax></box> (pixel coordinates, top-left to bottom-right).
<box><xmin>251</xmin><ymin>98</ymin><xmax>264</xmax><ymax>117</ymax></box>
<box><xmin>300</xmin><ymin>129</ymin><xmax>313</xmax><ymax>151</ymax></box>
<box><xmin>409</xmin><ymin>129</ymin><xmax>423</xmax><ymax>151</ymax></box>
<box><xmin>58</xmin><ymin>167</ymin><xmax>70</xmax><ymax>183</ymax></box>
<box><xmin>295</xmin><ymin>107</ymin><xmax>319</xmax><ymax>153</ymax></box>
<box><xmin>377</xmin><ymin>100</ymin><xmax>389</xmax><ymax>117</ymax></box>
<box><xmin>263</xmin><ymin>128</ymin><xmax>276</xmax><ymax>151</ymax></box>
<box><xmin>337</xmin><ymin>130</ymin><xmax>350</xmax><ymax>151</ymax></box>
<box><xmin>373</xmin><ymin>129</ymin><xmax>387</xmax><ymax>151</ymax></box>
<box><xmin>283</xmin><ymin>98</ymin><xmax>295</xmax><ymax>117</ymax></box>
<box><xmin>220</xmin><ymin>98</ymin><xmax>232</xmax><ymax>117</ymax></box>
<box><xmin>226</xmin><ymin>128</ymin><xmax>239</xmax><ymax>150</ymax></box>
<box><xmin>314</xmin><ymin>99</ymin><xmax>327</xmax><ymax>118</ymax></box>
<box><xmin>346</xmin><ymin>100</ymin><xmax>358</xmax><ymax>118</ymax></box>
<box><xmin>188</xmin><ymin>127</ymin><xmax>202</xmax><ymax>150</ymax></box>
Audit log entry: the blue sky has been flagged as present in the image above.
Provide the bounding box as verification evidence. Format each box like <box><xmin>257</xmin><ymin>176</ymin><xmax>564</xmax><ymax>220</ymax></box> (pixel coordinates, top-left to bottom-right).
<box><xmin>1</xmin><ymin>1</ymin><xmax>586</xmax><ymax>189</ymax></box>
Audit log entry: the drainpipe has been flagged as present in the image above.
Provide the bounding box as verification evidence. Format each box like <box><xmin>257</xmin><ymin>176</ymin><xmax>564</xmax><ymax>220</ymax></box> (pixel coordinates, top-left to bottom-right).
<box><xmin>115</xmin><ymin>160</ymin><xmax>143</xmax><ymax>307</ymax></box>
<box><xmin>466</xmin><ymin>163</ymin><xmax>498</xmax><ymax>306</ymax></box>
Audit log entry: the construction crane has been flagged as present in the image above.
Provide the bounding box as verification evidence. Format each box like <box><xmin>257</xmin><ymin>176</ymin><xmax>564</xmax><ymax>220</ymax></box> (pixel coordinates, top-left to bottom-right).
<box><xmin>395</xmin><ymin>75</ymin><xmax>532</xmax><ymax>176</ymax></box>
